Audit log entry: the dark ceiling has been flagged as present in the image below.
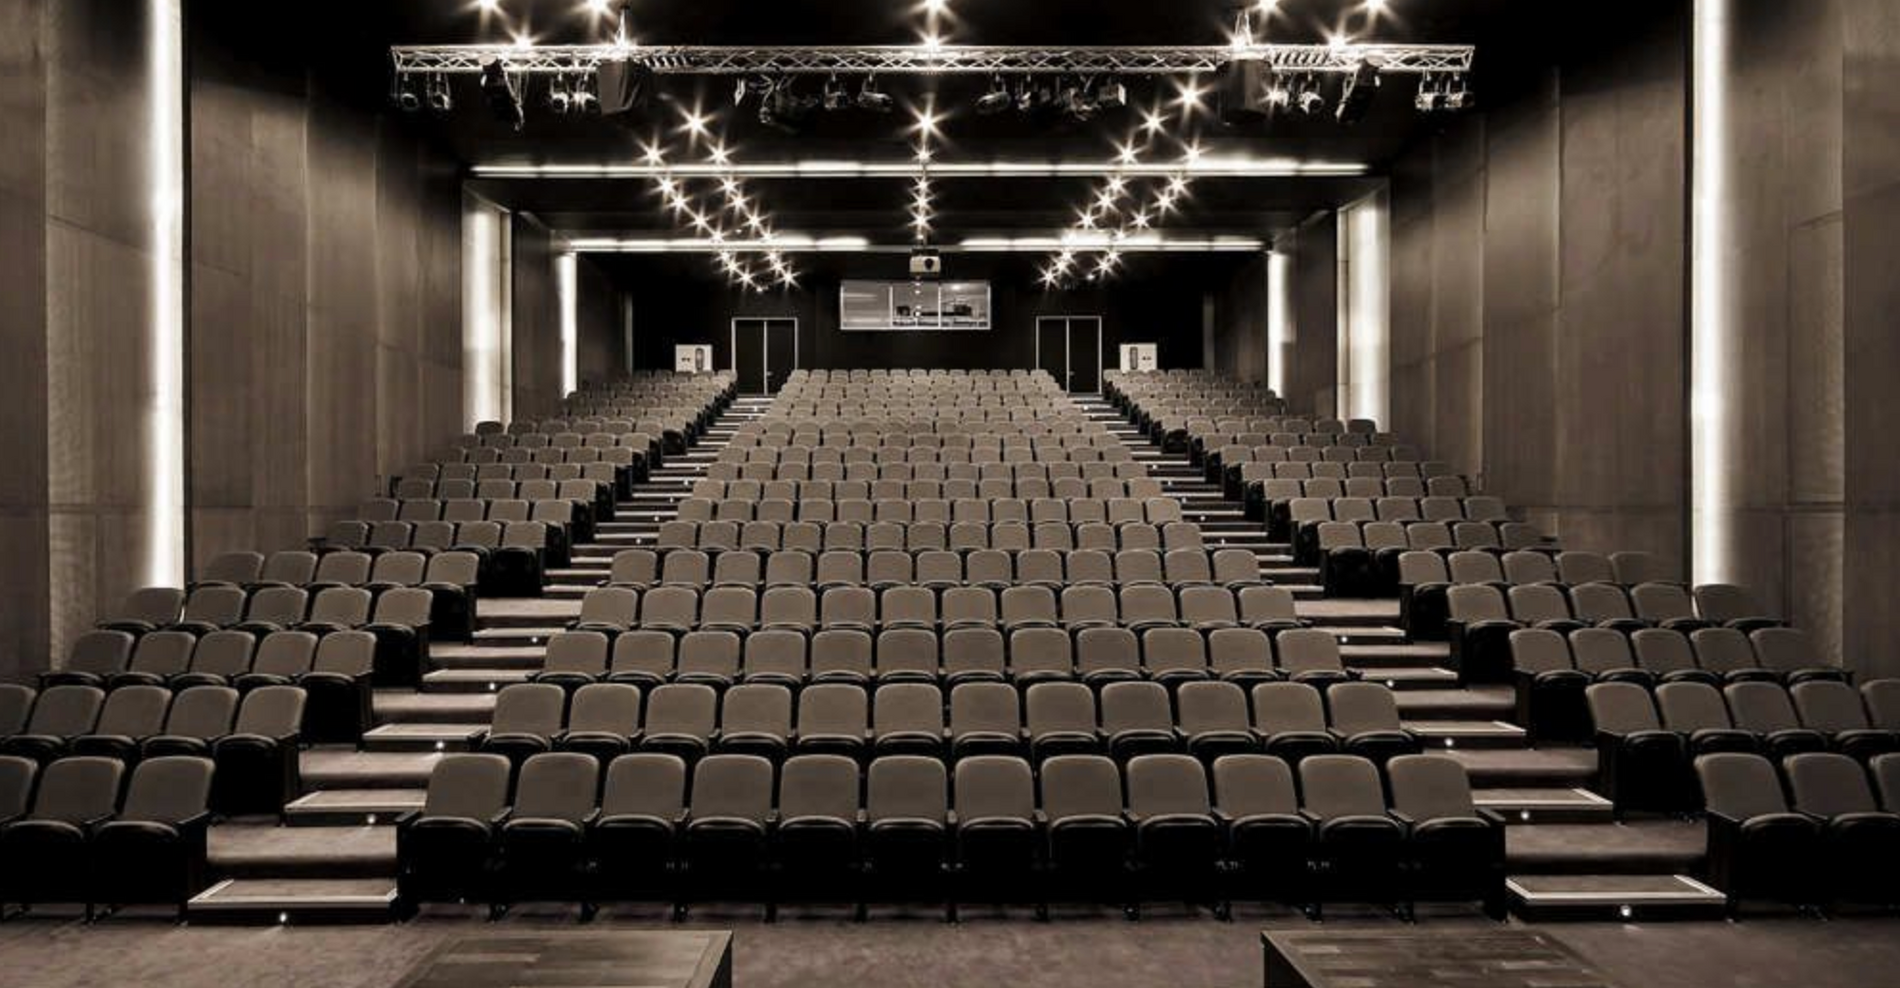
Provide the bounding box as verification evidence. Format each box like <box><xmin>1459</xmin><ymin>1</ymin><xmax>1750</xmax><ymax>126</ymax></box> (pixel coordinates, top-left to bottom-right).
<box><xmin>223</xmin><ymin>1</ymin><xmax>1670</xmax><ymax>264</ymax></box>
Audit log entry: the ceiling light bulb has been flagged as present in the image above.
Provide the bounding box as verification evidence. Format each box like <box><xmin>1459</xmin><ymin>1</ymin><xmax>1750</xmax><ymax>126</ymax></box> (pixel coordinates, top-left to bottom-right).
<box><xmin>919</xmin><ymin>31</ymin><xmax>945</xmax><ymax>53</ymax></box>
<box><xmin>1141</xmin><ymin>109</ymin><xmax>1167</xmax><ymax>135</ymax></box>
<box><xmin>478</xmin><ymin>0</ymin><xmax>503</xmax><ymax>11</ymax></box>
<box><xmin>511</xmin><ymin>32</ymin><xmax>534</xmax><ymax>50</ymax></box>
<box><xmin>914</xmin><ymin>145</ymin><xmax>934</xmax><ymax>163</ymax></box>
<box><xmin>585</xmin><ymin>0</ymin><xmax>613</xmax><ymax>15</ymax></box>
<box><xmin>1116</xmin><ymin>141</ymin><xmax>1140</xmax><ymax>165</ymax></box>
<box><xmin>681</xmin><ymin>110</ymin><xmax>709</xmax><ymax>135</ymax></box>
<box><xmin>708</xmin><ymin>143</ymin><xmax>730</xmax><ymax>164</ymax></box>
<box><xmin>641</xmin><ymin>143</ymin><xmax>666</xmax><ymax>165</ymax></box>
<box><xmin>923</xmin><ymin>0</ymin><xmax>949</xmax><ymax>13</ymax></box>
<box><xmin>1174</xmin><ymin>78</ymin><xmax>1205</xmax><ymax>110</ymax></box>
<box><xmin>1255</xmin><ymin>0</ymin><xmax>1280</xmax><ymax>12</ymax></box>
<box><xmin>1365</xmin><ymin>0</ymin><xmax>1388</xmax><ymax>13</ymax></box>
<box><xmin>1132</xmin><ymin>211</ymin><xmax>1151</xmax><ymax>228</ymax></box>
<box><xmin>1106</xmin><ymin>176</ymin><xmax>1126</xmax><ymax>194</ymax></box>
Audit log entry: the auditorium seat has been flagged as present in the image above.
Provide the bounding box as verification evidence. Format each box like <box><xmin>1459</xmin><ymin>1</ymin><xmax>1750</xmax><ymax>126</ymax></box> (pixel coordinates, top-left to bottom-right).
<box><xmin>211</xmin><ymin>685</ymin><xmax>305</xmax><ymax>816</ymax></box>
<box><xmin>1040</xmin><ymin>754</ymin><xmax>1131</xmax><ymax>910</ymax></box>
<box><xmin>68</xmin><ymin>685</ymin><xmax>170</xmax><ymax>762</ymax></box>
<box><xmin>1386</xmin><ymin>754</ymin><xmax>1505</xmax><ymax>919</ymax></box>
<box><xmin>1587</xmin><ymin>682</ymin><xmax>1690</xmax><ymax>814</ymax></box>
<box><xmin>398</xmin><ymin>753</ymin><xmax>513</xmax><ymax>907</ymax></box>
<box><xmin>3</xmin><ymin>685</ymin><xmax>105</xmax><ymax>763</ymax></box>
<box><xmin>297</xmin><ymin>630</ymin><xmax>375</xmax><ymax>744</ymax></box>
<box><xmin>862</xmin><ymin>755</ymin><xmax>951</xmax><ymax>920</ymax></box>
<box><xmin>477</xmin><ymin>683</ymin><xmax>565</xmax><ymax>767</ymax></box>
<box><xmin>1299</xmin><ymin>754</ymin><xmax>1405</xmax><ymax>920</ymax></box>
<box><xmin>1126</xmin><ymin>754</ymin><xmax>1225</xmax><ymax>917</ymax></box>
<box><xmin>716</xmin><ymin>685</ymin><xmax>793</xmax><ymax>761</ymax></box>
<box><xmin>679</xmin><ymin>754</ymin><xmax>775</xmax><ymax>918</ymax></box>
<box><xmin>0</xmin><ymin>756</ymin><xmax>125</xmax><ymax>915</ymax></box>
<box><xmin>951</xmin><ymin>755</ymin><xmax>1040</xmax><ymax>914</ymax></box>
<box><xmin>1325</xmin><ymin>682</ymin><xmax>1420</xmax><ymax>765</ymax></box>
<box><xmin>89</xmin><ymin>755</ymin><xmax>216</xmax><ymax>918</ymax></box>
<box><xmin>1783</xmin><ymin>752</ymin><xmax>1900</xmax><ymax>907</ymax></box>
<box><xmin>1507</xmin><ymin>629</ymin><xmax>1592</xmax><ymax>742</ymax></box>
<box><xmin>1790</xmin><ymin>681</ymin><xmax>1900</xmax><ymax>760</ymax></box>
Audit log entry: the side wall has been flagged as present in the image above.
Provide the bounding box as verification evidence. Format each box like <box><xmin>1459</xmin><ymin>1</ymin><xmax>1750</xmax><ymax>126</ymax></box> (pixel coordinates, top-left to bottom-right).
<box><xmin>1382</xmin><ymin>7</ymin><xmax>1690</xmax><ymax>569</ymax></box>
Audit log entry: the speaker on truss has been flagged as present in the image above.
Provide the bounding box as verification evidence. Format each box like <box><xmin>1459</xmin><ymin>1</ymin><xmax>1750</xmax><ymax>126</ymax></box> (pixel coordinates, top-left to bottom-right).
<box><xmin>597</xmin><ymin>60</ymin><xmax>655</xmax><ymax>116</ymax></box>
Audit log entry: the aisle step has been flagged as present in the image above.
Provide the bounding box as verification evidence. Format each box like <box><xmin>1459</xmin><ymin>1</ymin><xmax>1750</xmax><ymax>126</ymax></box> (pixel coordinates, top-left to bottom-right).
<box><xmin>1505</xmin><ymin>875</ymin><xmax>1727</xmax><ymax>921</ymax></box>
<box><xmin>284</xmin><ymin>789</ymin><xmax>426</xmax><ymax>827</ymax></box>
<box><xmin>187</xmin><ymin>879</ymin><xmax>401</xmax><ymax>924</ymax></box>
<box><xmin>361</xmin><ymin>723</ymin><xmax>484</xmax><ymax>752</ymax></box>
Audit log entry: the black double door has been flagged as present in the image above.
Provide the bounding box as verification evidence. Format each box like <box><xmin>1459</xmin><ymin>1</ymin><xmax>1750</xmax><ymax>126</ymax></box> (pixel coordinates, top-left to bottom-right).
<box><xmin>1035</xmin><ymin>315</ymin><xmax>1104</xmax><ymax>393</ymax></box>
<box><xmin>731</xmin><ymin>318</ymin><xmax>799</xmax><ymax>395</ymax></box>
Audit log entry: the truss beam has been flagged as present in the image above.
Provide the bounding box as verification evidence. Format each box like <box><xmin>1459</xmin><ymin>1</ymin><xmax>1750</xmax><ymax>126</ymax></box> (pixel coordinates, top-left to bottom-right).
<box><xmin>390</xmin><ymin>43</ymin><xmax>1474</xmax><ymax>77</ymax></box>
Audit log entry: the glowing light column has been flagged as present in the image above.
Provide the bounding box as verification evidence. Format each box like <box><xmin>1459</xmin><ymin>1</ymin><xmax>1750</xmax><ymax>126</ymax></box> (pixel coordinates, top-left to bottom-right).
<box><xmin>146</xmin><ymin>0</ymin><xmax>185</xmax><ymax>587</ymax></box>
<box><xmin>1691</xmin><ymin>0</ymin><xmax>1733</xmax><ymax>584</ymax></box>
<box><xmin>1267</xmin><ymin>249</ymin><xmax>1292</xmax><ymax>395</ymax></box>
<box><xmin>556</xmin><ymin>251</ymin><xmax>579</xmax><ymax>397</ymax></box>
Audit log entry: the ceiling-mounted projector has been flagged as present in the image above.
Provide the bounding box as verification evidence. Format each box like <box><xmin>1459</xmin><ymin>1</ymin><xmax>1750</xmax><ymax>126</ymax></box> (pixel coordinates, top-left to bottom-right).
<box><xmin>909</xmin><ymin>249</ymin><xmax>942</xmax><ymax>278</ymax></box>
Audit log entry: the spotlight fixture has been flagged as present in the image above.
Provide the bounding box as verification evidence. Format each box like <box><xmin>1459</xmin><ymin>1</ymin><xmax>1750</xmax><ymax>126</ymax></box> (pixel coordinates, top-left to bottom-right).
<box><xmin>759</xmin><ymin>79</ymin><xmax>817</xmax><ymax>133</ymax></box>
<box><xmin>1294</xmin><ymin>73</ymin><xmax>1325</xmax><ymax>115</ymax></box>
<box><xmin>1335</xmin><ymin>60</ymin><xmax>1380</xmax><ymax>124</ymax></box>
<box><xmin>822</xmin><ymin>75</ymin><xmax>850</xmax><ymax>111</ymax></box>
<box><xmin>1443</xmin><ymin>73</ymin><xmax>1473</xmax><ymax>111</ymax></box>
<box><xmin>1262</xmin><ymin>71</ymin><xmax>1292</xmax><ymax>113</ymax></box>
<box><xmin>480</xmin><ymin>59</ymin><xmax>524</xmax><ymax>130</ymax></box>
<box><xmin>547</xmin><ymin>74</ymin><xmax>572</xmax><ymax>115</ymax></box>
<box><xmin>426</xmin><ymin>73</ymin><xmax>453</xmax><ymax>112</ymax></box>
<box><xmin>1218</xmin><ymin>58</ymin><xmax>1265</xmax><ymax>127</ymax></box>
<box><xmin>568</xmin><ymin>73</ymin><xmax>598</xmax><ymax>114</ymax></box>
<box><xmin>857</xmin><ymin>75</ymin><xmax>895</xmax><ymax>113</ymax></box>
<box><xmin>1092</xmin><ymin>79</ymin><xmax>1128</xmax><ymax>110</ymax></box>
<box><xmin>1058</xmin><ymin>77</ymin><xmax>1097</xmax><ymax>121</ymax></box>
<box><xmin>1414</xmin><ymin>74</ymin><xmax>1443</xmax><ymax>112</ymax></box>
<box><xmin>975</xmin><ymin>75</ymin><xmax>1011</xmax><ymax>115</ymax></box>
<box><xmin>391</xmin><ymin>72</ymin><xmax>421</xmax><ymax>113</ymax></box>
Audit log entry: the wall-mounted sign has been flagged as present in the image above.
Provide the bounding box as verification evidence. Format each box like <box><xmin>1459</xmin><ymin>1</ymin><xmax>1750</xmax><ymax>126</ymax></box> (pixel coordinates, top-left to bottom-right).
<box><xmin>1119</xmin><ymin>343</ymin><xmax>1158</xmax><ymax>371</ymax></box>
<box><xmin>674</xmin><ymin>345</ymin><xmax>713</xmax><ymax>373</ymax></box>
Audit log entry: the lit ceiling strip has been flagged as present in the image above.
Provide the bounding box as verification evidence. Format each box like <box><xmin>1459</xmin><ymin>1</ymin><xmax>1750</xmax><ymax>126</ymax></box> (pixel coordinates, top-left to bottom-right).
<box><xmin>563</xmin><ymin>235</ymin><xmax>1264</xmax><ymax>253</ymax></box>
<box><xmin>390</xmin><ymin>43</ymin><xmax>1474</xmax><ymax>77</ymax></box>
<box><xmin>471</xmin><ymin>159</ymin><xmax>1367</xmax><ymax>179</ymax></box>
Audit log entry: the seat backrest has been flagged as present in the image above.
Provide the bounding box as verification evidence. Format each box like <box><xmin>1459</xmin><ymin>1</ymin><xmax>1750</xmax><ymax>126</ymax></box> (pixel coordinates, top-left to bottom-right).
<box><xmin>567</xmin><ymin>683</ymin><xmax>640</xmax><ymax>735</ymax></box>
<box><xmin>1690</xmin><ymin>628</ymin><xmax>1759</xmax><ymax>676</ymax></box>
<box><xmin>720</xmin><ymin>684</ymin><xmax>792</xmax><ymax>736</ymax></box>
<box><xmin>644</xmin><ymin>684</ymin><xmax>718</xmax><ymax>736</ymax></box>
<box><xmin>1585</xmin><ymin>681</ymin><xmax>1661</xmax><ymax>734</ymax></box>
<box><xmin>1299</xmin><ymin>754</ymin><xmax>1387</xmax><ymax>820</ymax></box>
<box><xmin>1694</xmin><ymin>752</ymin><xmax>1788</xmax><ymax>820</ymax></box>
<box><xmin>1866</xmin><ymin>680</ymin><xmax>1900</xmax><ymax>731</ymax></box>
<box><xmin>420</xmin><ymin>753</ymin><xmax>514</xmax><ymax>820</ymax></box>
<box><xmin>491</xmin><ymin>683</ymin><xmax>566</xmax><ymax>737</ymax></box>
<box><xmin>1025</xmin><ymin>682</ymin><xmax>1096</xmax><ymax>734</ymax></box>
<box><xmin>131</xmin><ymin>631</ymin><xmax>197</xmax><ymax>677</ymax></box>
<box><xmin>1751</xmin><ymin>627</ymin><xmax>1829</xmax><ymax>676</ymax></box>
<box><xmin>1210</xmin><ymin>754</ymin><xmax>1298</xmax><ymax>817</ymax></box>
<box><xmin>873</xmin><ymin>683</ymin><xmax>944</xmax><ymax>735</ymax></box>
<box><xmin>1632</xmin><ymin>629</ymin><xmax>1696</xmax><ymax>675</ymax></box>
<box><xmin>311</xmin><ymin>629</ymin><xmax>375</xmax><ymax>676</ymax></box>
<box><xmin>600</xmin><ymin>752</ymin><xmax>686</xmax><ymax>819</ymax></box>
<box><xmin>1447</xmin><ymin>584</ymin><xmax>1509</xmax><ymax>622</ymax></box>
<box><xmin>1100</xmin><ymin>681</ymin><xmax>1172</xmax><ymax>733</ymax></box>
<box><xmin>688</xmin><ymin>753</ymin><xmax>774</xmax><ymax>823</ymax></box>
<box><xmin>118</xmin><ymin>755</ymin><xmax>216</xmax><ymax>824</ymax></box>
<box><xmin>950</xmin><ymin>682</ymin><xmax>1020</xmax><ymax>736</ymax></box>
<box><xmin>867</xmin><ymin>755</ymin><xmax>947</xmax><ymax>824</ymax></box>
<box><xmin>778</xmin><ymin>753</ymin><xmax>860</xmax><ymax>821</ymax></box>
<box><xmin>1385</xmin><ymin>754</ymin><xmax>1476</xmax><ymax>821</ymax></box>
<box><xmin>1040</xmin><ymin>754</ymin><xmax>1125</xmax><ymax>821</ymax></box>
<box><xmin>233</xmin><ymin>685</ymin><xmax>306</xmax><ymax>737</ymax></box>
<box><xmin>1177</xmin><ymin>681</ymin><xmax>1250</xmax><ymax>733</ymax></box>
<box><xmin>65</xmin><ymin>630</ymin><xmax>136</xmax><ymax>676</ymax></box>
<box><xmin>0</xmin><ymin>685</ymin><xmax>36</xmax><ymax>736</ymax></box>
<box><xmin>1252</xmin><ymin>682</ymin><xmax>1327</xmax><ymax>733</ymax></box>
<box><xmin>1570</xmin><ymin>628</ymin><xmax>1636</xmax><ymax>676</ymax></box>
<box><xmin>1275</xmin><ymin>629</ymin><xmax>1342</xmax><ymax>675</ymax></box>
<box><xmin>245</xmin><ymin>631</ymin><xmax>313</xmax><ymax>680</ymax></box>
<box><xmin>1791</xmin><ymin>680</ymin><xmax>1873</xmax><ymax>732</ymax></box>
<box><xmin>954</xmin><ymin>755</ymin><xmax>1035</xmax><ymax>823</ymax></box>
<box><xmin>28</xmin><ymin>756</ymin><xmax>123</xmax><ymax>823</ymax></box>
<box><xmin>1327</xmin><ymin>682</ymin><xmax>1404</xmax><ymax>734</ymax></box>
<box><xmin>1509</xmin><ymin>629</ymin><xmax>1573</xmax><ymax>675</ymax></box>
<box><xmin>1126</xmin><ymin>753</ymin><xmax>1211</xmax><ymax>818</ymax></box>
<box><xmin>91</xmin><ymin>685</ymin><xmax>171</xmax><ymax>737</ymax></box>
<box><xmin>0</xmin><ymin>755</ymin><xmax>35</xmax><ymax>821</ymax></box>
<box><xmin>1655</xmin><ymin>682</ymin><xmax>1733</xmax><ymax>732</ymax></box>
<box><xmin>1785</xmin><ymin>752</ymin><xmax>1879</xmax><ymax>817</ymax></box>
<box><xmin>25</xmin><ymin>685</ymin><xmax>105</xmax><ymax>736</ymax></box>
<box><xmin>1724</xmin><ymin>681</ymin><xmax>1802</xmax><ymax>733</ymax></box>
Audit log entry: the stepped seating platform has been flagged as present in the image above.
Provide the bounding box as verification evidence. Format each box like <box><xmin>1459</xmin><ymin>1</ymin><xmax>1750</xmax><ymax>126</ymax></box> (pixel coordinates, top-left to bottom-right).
<box><xmin>154</xmin><ymin>389</ymin><xmax>1765</xmax><ymax>926</ymax></box>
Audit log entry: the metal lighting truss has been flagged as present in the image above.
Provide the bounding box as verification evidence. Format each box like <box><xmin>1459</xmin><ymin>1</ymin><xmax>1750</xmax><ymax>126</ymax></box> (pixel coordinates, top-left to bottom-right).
<box><xmin>389</xmin><ymin>43</ymin><xmax>1473</xmax><ymax>77</ymax></box>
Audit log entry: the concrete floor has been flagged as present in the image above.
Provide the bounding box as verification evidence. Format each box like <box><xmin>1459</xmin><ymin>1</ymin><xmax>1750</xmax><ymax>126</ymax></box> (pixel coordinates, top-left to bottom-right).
<box><xmin>2</xmin><ymin>907</ymin><xmax>1898</xmax><ymax>988</ymax></box>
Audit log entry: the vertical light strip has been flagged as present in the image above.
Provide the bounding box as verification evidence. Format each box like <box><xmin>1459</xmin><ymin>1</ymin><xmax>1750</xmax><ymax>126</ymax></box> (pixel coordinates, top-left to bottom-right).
<box><xmin>462</xmin><ymin>197</ymin><xmax>502</xmax><ymax>424</ymax></box>
<box><xmin>1266</xmin><ymin>249</ymin><xmax>1291</xmax><ymax>395</ymax></box>
<box><xmin>556</xmin><ymin>251</ymin><xmax>579</xmax><ymax>397</ymax></box>
<box><xmin>1337</xmin><ymin>192</ymin><xmax>1390</xmax><ymax>426</ymax></box>
<box><xmin>146</xmin><ymin>0</ymin><xmax>185</xmax><ymax>587</ymax></box>
<box><xmin>1691</xmin><ymin>0</ymin><xmax>1733</xmax><ymax>584</ymax></box>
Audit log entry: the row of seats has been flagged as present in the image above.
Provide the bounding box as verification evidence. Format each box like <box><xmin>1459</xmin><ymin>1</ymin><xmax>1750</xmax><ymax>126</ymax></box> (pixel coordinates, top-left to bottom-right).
<box><xmin>606</xmin><ymin>547</ymin><xmax>1268</xmax><ymax>593</ymax></box>
<box><xmin>561</xmin><ymin>584</ymin><xmax>1301</xmax><ymax>639</ymax></box>
<box><xmin>435</xmin><ymin>444</ymin><xmax>646</xmax><ymax>474</ymax></box>
<box><xmin>648</xmin><ymin>519</ymin><xmax>1217</xmax><ymax>555</ymax></box>
<box><xmin>397</xmin><ymin>460</ymin><xmax>631</xmax><ymax>487</ymax></box>
<box><xmin>532</xmin><ymin>624</ymin><xmax>1350</xmax><ymax>694</ymax></box>
<box><xmin>1589</xmin><ymin>680</ymin><xmax>1896</xmax><ymax>812</ymax></box>
<box><xmin>94</xmin><ymin>585</ymin><xmax>433</xmax><ymax>686</ymax></box>
<box><xmin>0</xmin><ymin>756</ymin><xmax>216</xmax><ymax>918</ymax></box>
<box><xmin>0</xmin><ymin>686</ymin><xmax>303</xmax><ymax>814</ymax></box>
<box><xmin>689</xmin><ymin>479</ymin><xmax>1166</xmax><ymax>504</ymax></box>
<box><xmin>674</xmin><ymin>494</ymin><xmax>1185</xmax><ymax>525</ymax></box>
<box><xmin>1307</xmin><ymin>523</ymin><xmax>1548</xmax><ymax>594</ymax></box>
<box><xmin>717</xmin><ymin>447</ymin><xmax>1140</xmax><ymax>467</ymax></box>
<box><xmin>1512</xmin><ymin>627</ymin><xmax>1854</xmax><ymax>740</ymax></box>
<box><xmin>115</xmin><ymin>553</ymin><xmax>478</xmax><ymax>644</ymax></box>
<box><xmin>724</xmin><ymin>434</ymin><xmax>1131</xmax><ymax>455</ymax></box>
<box><xmin>1698</xmin><ymin>751</ymin><xmax>1900</xmax><ymax>913</ymax></box>
<box><xmin>475</xmin><ymin>679</ymin><xmax>1411</xmax><ymax>767</ymax></box>
<box><xmin>397</xmin><ymin>750</ymin><xmax>1498</xmax><ymax>919</ymax></box>
<box><xmin>318</xmin><ymin>522</ymin><xmax>547</xmax><ymax>595</ymax></box>
<box><xmin>1445</xmin><ymin>583</ymin><xmax>1796</xmax><ymax>685</ymax></box>
<box><xmin>1399</xmin><ymin>551</ymin><xmax>1667</xmax><ymax>637</ymax></box>
<box><xmin>700</xmin><ymin>460</ymin><xmax>1152</xmax><ymax>484</ymax></box>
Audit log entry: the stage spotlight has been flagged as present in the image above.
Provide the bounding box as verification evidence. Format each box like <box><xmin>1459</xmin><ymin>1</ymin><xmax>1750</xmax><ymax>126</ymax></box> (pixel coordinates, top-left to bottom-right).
<box><xmin>1443</xmin><ymin>74</ymin><xmax>1472</xmax><ymax>110</ymax></box>
<box><xmin>857</xmin><ymin>76</ymin><xmax>895</xmax><ymax>113</ymax></box>
<box><xmin>822</xmin><ymin>75</ymin><xmax>850</xmax><ymax>111</ymax></box>
<box><xmin>391</xmin><ymin>72</ymin><xmax>421</xmax><ymax>112</ymax></box>
<box><xmin>569</xmin><ymin>73</ymin><xmax>597</xmax><ymax>114</ymax></box>
<box><xmin>480</xmin><ymin>60</ymin><xmax>524</xmax><ymax>130</ymax></box>
<box><xmin>1294</xmin><ymin>73</ymin><xmax>1325</xmax><ymax>114</ymax></box>
<box><xmin>1093</xmin><ymin>79</ymin><xmax>1127</xmax><ymax>110</ymax></box>
<box><xmin>1413</xmin><ymin>74</ymin><xmax>1443</xmax><ymax>112</ymax></box>
<box><xmin>1262</xmin><ymin>71</ymin><xmax>1291</xmax><ymax>112</ymax></box>
<box><xmin>596</xmin><ymin>60</ymin><xmax>653</xmax><ymax>116</ymax></box>
<box><xmin>1335</xmin><ymin>60</ymin><xmax>1380</xmax><ymax>124</ymax></box>
<box><xmin>975</xmin><ymin>75</ymin><xmax>1011</xmax><ymax>115</ymax></box>
<box><xmin>760</xmin><ymin>79</ymin><xmax>817</xmax><ymax>133</ymax></box>
<box><xmin>547</xmin><ymin>74</ymin><xmax>572</xmax><ymax>115</ymax></box>
<box><xmin>426</xmin><ymin>74</ymin><xmax>453</xmax><ymax>112</ymax></box>
<box><xmin>1058</xmin><ymin>78</ymin><xmax>1097</xmax><ymax>121</ymax></box>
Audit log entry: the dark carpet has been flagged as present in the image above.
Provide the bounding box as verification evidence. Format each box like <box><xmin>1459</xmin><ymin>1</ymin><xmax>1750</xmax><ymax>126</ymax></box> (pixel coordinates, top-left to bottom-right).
<box><xmin>1</xmin><ymin>905</ymin><xmax>1897</xmax><ymax>988</ymax></box>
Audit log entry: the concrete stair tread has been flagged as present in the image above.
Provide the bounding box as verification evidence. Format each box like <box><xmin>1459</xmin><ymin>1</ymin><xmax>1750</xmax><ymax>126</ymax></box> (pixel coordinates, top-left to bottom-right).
<box><xmin>422</xmin><ymin>668</ymin><xmax>531</xmax><ymax>692</ymax></box>
<box><xmin>302</xmin><ymin>749</ymin><xmax>443</xmax><ymax>789</ymax></box>
<box><xmin>477</xmin><ymin>599</ymin><xmax>581</xmax><ymax>620</ymax></box>
<box><xmin>188</xmin><ymin>878</ymin><xmax>401</xmax><ymax>923</ymax></box>
<box><xmin>209</xmin><ymin>823</ymin><xmax>397</xmax><ymax>878</ymax></box>
<box><xmin>361</xmin><ymin>723</ymin><xmax>485</xmax><ymax>751</ymax></box>
<box><xmin>1447</xmin><ymin>746</ymin><xmax>1596</xmax><ymax>786</ymax></box>
<box><xmin>1393</xmin><ymin>687</ymin><xmax>1514</xmax><ymax>718</ymax></box>
<box><xmin>374</xmin><ymin>691</ymin><xmax>495</xmax><ymax>723</ymax></box>
<box><xmin>1475</xmin><ymin>787</ymin><xmax>1615</xmax><ymax>823</ymax></box>
<box><xmin>284</xmin><ymin>789</ymin><xmax>425</xmax><ymax>826</ymax></box>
